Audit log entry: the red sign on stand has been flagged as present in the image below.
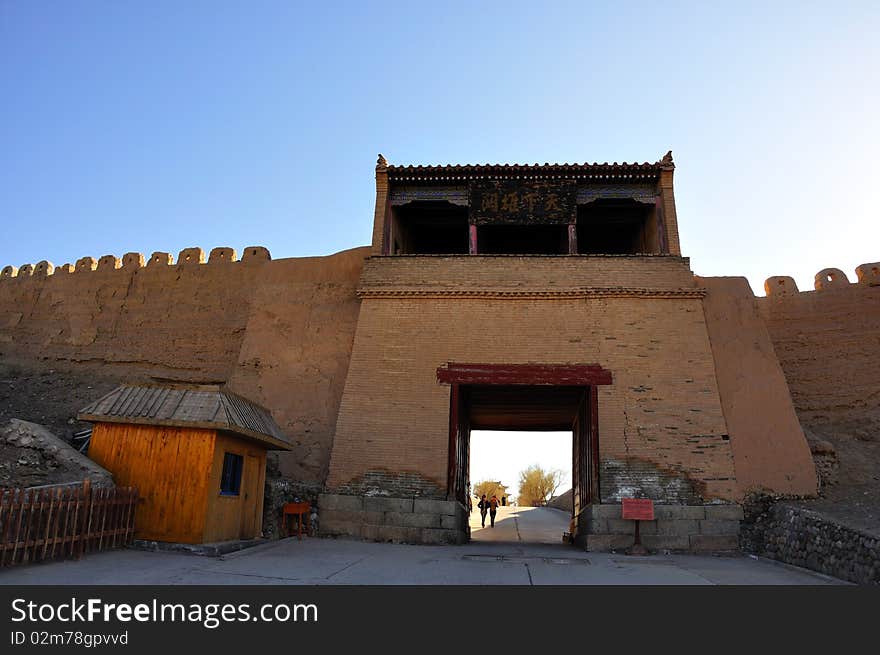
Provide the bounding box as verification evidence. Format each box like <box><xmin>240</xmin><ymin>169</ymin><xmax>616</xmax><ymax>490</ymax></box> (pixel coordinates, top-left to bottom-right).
<box><xmin>622</xmin><ymin>498</ymin><xmax>654</xmax><ymax>521</ymax></box>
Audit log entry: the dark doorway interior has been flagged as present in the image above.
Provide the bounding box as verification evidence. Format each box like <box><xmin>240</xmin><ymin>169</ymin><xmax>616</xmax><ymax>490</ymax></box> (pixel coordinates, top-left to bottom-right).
<box><xmin>477</xmin><ymin>224</ymin><xmax>569</xmax><ymax>255</ymax></box>
<box><xmin>448</xmin><ymin>384</ymin><xmax>598</xmax><ymax>542</ymax></box>
<box><xmin>576</xmin><ymin>199</ymin><xmax>659</xmax><ymax>254</ymax></box>
<box><xmin>391</xmin><ymin>201</ymin><xmax>469</xmax><ymax>254</ymax></box>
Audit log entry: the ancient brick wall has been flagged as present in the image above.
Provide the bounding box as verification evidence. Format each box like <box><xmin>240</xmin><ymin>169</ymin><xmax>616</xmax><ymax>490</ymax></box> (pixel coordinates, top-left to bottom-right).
<box><xmin>0</xmin><ymin>246</ymin><xmax>369</xmax><ymax>483</ymax></box>
<box><xmin>756</xmin><ymin>263</ymin><xmax>880</xmax><ymax>428</ymax></box>
<box><xmin>698</xmin><ymin>276</ymin><xmax>817</xmax><ymax>496</ymax></box>
<box><xmin>328</xmin><ymin>254</ymin><xmax>738</xmax><ymax>503</ymax></box>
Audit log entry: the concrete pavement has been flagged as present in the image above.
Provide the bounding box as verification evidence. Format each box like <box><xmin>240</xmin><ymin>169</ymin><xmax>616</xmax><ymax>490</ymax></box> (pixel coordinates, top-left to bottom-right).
<box><xmin>0</xmin><ymin>528</ymin><xmax>843</xmax><ymax>585</ymax></box>
<box><xmin>471</xmin><ymin>505</ymin><xmax>569</xmax><ymax>544</ymax></box>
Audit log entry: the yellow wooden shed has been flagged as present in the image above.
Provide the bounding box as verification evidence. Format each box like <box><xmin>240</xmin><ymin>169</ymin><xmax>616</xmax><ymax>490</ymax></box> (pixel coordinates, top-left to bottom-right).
<box><xmin>78</xmin><ymin>384</ymin><xmax>292</xmax><ymax>545</ymax></box>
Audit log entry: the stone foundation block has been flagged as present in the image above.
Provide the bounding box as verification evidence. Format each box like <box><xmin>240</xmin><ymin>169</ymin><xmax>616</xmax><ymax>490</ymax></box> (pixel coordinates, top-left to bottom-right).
<box><xmin>606</xmin><ymin>519</ymin><xmax>635</xmax><ymax>534</ymax></box>
<box><xmin>606</xmin><ymin>518</ymin><xmax>658</xmax><ymax>535</ymax></box>
<box><xmin>591</xmin><ymin>504</ymin><xmax>623</xmax><ymax>519</ymax></box>
<box><xmin>364</xmin><ymin>496</ymin><xmax>415</xmax><ymax>513</ymax></box>
<box><xmin>704</xmin><ymin>505</ymin><xmax>744</xmax><ymax>521</ymax></box>
<box><xmin>699</xmin><ymin>519</ymin><xmax>741</xmax><ymax>535</ymax></box>
<box><xmin>441</xmin><ymin>514</ymin><xmax>464</xmax><ymax>530</ymax></box>
<box><xmin>319</xmin><ymin>494</ymin><xmax>363</xmax><ymax>512</ymax></box>
<box><xmin>397</xmin><ymin>512</ymin><xmax>441</xmax><ymax>529</ymax></box>
<box><xmin>634</xmin><ymin>520</ymin><xmax>657</xmax><ymax>535</ymax></box>
<box><xmin>414</xmin><ymin>498</ymin><xmax>457</xmax><ymax>516</ymax></box>
<box><xmin>320</xmin><ymin>518</ymin><xmax>360</xmax><ymax>537</ymax></box>
<box><xmin>656</xmin><ymin>519</ymin><xmax>699</xmax><ymax>536</ymax></box>
<box><xmin>364</xmin><ymin>525</ymin><xmax>422</xmax><ymax>543</ymax></box>
<box><xmin>320</xmin><ymin>509</ymin><xmax>366</xmax><ymax>526</ymax></box>
<box><xmin>641</xmin><ymin>535</ymin><xmax>690</xmax><ymax>551</ymax></box>
<box><xmin>653</xmin><ymin>505</ymin><xmax>706</xmax><ymax>520</ymax></box>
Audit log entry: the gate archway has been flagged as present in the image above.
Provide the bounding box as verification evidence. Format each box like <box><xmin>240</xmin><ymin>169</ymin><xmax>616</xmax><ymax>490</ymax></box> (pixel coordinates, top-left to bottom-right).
<box><xmin>436</xmin><ymin>363</ymin><xmax>613</xmax><ymax>540</ymax></box>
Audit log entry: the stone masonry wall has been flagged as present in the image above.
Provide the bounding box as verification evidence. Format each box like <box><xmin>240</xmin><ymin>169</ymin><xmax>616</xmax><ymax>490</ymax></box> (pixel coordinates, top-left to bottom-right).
<box><xmin>582</xmin><ymin>503</ymin><xmax>743</xmax><ymax>552</ymax></box>
<box><xmin>741</xmin><ymin>499</ymin><xmax>880</xmax><ymax>584</ymax></box>
<box><xmin>319</xmin><ymin>493</ymin><xmax>468</xmax><ymax>544</ymax></box>
<box><xmin>0</xmin><ymin>246</ymin><xmax>369</xmax><ymax>483</ymax></box>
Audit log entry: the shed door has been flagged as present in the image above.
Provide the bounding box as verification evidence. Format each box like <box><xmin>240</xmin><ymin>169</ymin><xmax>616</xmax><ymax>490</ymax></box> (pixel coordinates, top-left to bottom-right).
<box><xmin>239</xmin><ymin>455</ymin><xmax>262</xmax><ymax>539</ymax></box>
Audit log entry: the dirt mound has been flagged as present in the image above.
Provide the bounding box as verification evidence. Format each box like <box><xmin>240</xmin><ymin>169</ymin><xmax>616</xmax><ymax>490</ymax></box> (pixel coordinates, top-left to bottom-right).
<box><xmin>797</xmin><ymin>411</ymin><xmax>880</xmax><ymax>537</ymax></box>
<box><xmin>0</xmin><ymin>362</ymin><xmax>122</xmax><ymax>443</ymax></box>
<box><xmin>0</xmin><ymin>418</ymin><xmax>113</xmax><ymax>488</ymax></box>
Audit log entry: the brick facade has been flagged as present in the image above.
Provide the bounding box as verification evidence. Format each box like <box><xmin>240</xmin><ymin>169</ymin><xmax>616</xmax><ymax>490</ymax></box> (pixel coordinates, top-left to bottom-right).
<box><xmin>327</xmin><ymin>255</ymin><xmax>738</xmax><ymax>504</ymax></box>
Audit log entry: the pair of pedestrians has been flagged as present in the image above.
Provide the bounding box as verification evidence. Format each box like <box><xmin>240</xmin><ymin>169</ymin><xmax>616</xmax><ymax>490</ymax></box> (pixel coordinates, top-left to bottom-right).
<box><xmin>477</xmin><ymin>494</ymin><xmax>499</xmax><ymax>527</ymax></box>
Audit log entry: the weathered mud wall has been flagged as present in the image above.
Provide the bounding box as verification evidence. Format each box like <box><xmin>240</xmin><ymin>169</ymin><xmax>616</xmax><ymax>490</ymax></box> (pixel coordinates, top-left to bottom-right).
<box><xmin>0</xmin><ymin>246</ymin><xmax>369</xmax><ymax>483</ymax></box>
<box><xmin>226</xmin><ymin>248</ymin><xmax>368</xmax><ymax>481</ymax></box>
<box><xmin>757</xmin><ymin>263</ymin><xmax>880</xmax><ymax>428</ymax></box>
<box><xmin>698</xmin><ymin>276</ymin><xmax>817</xmax><ymax>496</ymax></box>
<box><xmin>0</xmin><ymin>249</ymin><xmax>264</xmax><ymax>379</ymax></box>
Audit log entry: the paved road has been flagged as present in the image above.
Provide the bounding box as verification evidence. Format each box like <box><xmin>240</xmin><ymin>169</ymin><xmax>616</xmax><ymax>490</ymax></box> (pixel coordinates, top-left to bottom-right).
<box><xmin>0</xmin><ymin>533</ymin><xmax>843</xmax><ymax>586</ymax></box>
<box><xmin>470</xmin><ymin>506</ymin><xmax>569</xmax><ymax>544</ymax></box>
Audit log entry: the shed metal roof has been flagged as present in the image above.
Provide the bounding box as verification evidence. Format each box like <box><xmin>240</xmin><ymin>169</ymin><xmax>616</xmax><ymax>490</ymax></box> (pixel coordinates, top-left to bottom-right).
<box><xmin>78</xmin><ymin>384</ymin><xmax>292</xmax><ymax>450</ymax></box>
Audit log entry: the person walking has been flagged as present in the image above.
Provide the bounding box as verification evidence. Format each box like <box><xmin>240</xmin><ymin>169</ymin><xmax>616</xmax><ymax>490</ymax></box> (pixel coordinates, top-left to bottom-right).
<box><xmin>489</xmin><ymin>494</ymin><xmax>499</xmax><ymax>527</ymax></box>
<box><xmin>477</xmin><ymin>494</ymin><xmax>488</xmax><ymax>527</ymax></box>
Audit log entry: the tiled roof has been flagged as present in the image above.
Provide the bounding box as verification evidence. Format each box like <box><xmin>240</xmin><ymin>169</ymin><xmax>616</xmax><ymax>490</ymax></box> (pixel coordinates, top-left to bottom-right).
<box><xmin>381</xmin><ymin>152</ymin><xmax>674</xmax><ymax>182</ymax></box>
<box><xmin>78</xmin><ymin>384</ymin><xmax>292</xmax><ymax>450</ymax></box>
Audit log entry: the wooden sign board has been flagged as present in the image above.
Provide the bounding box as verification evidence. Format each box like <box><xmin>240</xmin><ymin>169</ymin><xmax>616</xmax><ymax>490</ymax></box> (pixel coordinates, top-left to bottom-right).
<box><xmin>469</xmin><ymin>180</ymin><xmax>576</xmax><ymax>225</ymax></box>
<box><xmin>621</xmin><ymin>498</ymin><xmax>654</xmax><ymax>521</ymax></box>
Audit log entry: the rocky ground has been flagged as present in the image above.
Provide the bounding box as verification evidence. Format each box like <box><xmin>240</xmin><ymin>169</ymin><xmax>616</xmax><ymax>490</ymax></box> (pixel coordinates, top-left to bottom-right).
<box><xmin>797</xmin><ymin>413</ymin><xmax>880</xmax><ymax>537</ymax></box>
<box><xmin>0</xmin><ymin>418</ymin><xmax>113</xmax><ymax>488</ymax></box>
<box><xmin>0</xmin><ymin>362</ymin><xmax>121</xmax><ymax>444</ymax></box>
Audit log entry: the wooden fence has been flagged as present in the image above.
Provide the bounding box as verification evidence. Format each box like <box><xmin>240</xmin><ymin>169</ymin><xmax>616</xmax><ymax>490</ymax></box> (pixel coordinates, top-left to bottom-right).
<box><xmin>0</xmin><ymin>480</ymin><xmax>138</xmax><ymax>567</ymax></box>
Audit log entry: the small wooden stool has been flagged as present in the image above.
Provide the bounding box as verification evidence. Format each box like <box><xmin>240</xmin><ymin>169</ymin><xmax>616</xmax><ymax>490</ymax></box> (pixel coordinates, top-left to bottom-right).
<box><xmin>282</xmin><ymin>502</ymin><xmax>311</xmax><ymax>540</ymax></box>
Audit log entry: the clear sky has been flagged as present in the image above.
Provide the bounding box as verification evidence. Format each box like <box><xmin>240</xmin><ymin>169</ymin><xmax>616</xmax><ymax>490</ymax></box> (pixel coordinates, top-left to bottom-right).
<box><xmin>470</xmin><ymin>431</ymin><xmax>572</xmax><ymax>500</ymax></box>
<box><xmin>1</xmin><ymin>2</ymin><xmax>878</xmax><ymax>293</ymax></box>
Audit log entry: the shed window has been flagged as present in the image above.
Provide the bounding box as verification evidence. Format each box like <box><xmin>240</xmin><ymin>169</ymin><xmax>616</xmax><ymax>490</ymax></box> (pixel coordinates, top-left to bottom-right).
<box><xmin>220</xmin><ymin>453</ymin><xmax>244</xmax><ymax>495</ymax></box>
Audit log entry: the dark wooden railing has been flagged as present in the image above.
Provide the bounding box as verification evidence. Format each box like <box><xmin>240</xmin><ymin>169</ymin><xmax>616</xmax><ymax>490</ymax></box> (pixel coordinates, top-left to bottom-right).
<box><xmin>0</xmin><ymin>480</ymin><xmax>138</xmax><ymax>567</ymax></box>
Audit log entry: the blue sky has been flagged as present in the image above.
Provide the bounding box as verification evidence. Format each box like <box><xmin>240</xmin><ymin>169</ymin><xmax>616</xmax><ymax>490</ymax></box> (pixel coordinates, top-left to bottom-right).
<box><xmin>1</xmin><ymin>1</ymin><xmax>877</xmax><ymax>293</ymax></box>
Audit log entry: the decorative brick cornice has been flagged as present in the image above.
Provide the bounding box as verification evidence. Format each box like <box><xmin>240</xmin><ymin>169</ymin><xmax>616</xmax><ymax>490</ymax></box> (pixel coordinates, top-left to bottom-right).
<box><xmin>357</xmin><ymin>287</ymin><xmax>707</xmax><ymax>300</ymax></box>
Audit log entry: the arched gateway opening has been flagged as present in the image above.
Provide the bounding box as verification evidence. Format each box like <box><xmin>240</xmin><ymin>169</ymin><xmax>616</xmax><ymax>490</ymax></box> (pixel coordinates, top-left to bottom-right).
<box><xmin>436</xmin><ymin>363</ymin><xmax>613</xmax><ymax>544</ymax></box>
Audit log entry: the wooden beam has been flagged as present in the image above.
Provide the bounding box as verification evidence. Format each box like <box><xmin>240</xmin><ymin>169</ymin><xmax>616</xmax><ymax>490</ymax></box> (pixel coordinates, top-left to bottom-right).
<box><xmin>590</xmin><ymin>386</ymin><xmax>600</xmax><ymax>503</ymax></box>
<box><xmin>446</xmin><ymin>384</ymin><xmax>460</xmax><ymax>500</ymax></box>
<box><xmin>655</xmin><ymin>194</ymin><xmax>669</xmax><ymax>254</ymax></box>
<box><xmin>437</xmin><ymin>363</ymin><xmax>613</xmax><ymax>386</ymax></box>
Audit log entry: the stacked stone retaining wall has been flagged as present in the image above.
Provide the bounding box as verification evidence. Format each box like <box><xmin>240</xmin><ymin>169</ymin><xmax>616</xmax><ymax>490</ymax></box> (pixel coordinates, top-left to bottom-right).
<box><xmin>742</xmin><ymin>500</ymin><xmax>879</xmax><ymax>584</ymax></box>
